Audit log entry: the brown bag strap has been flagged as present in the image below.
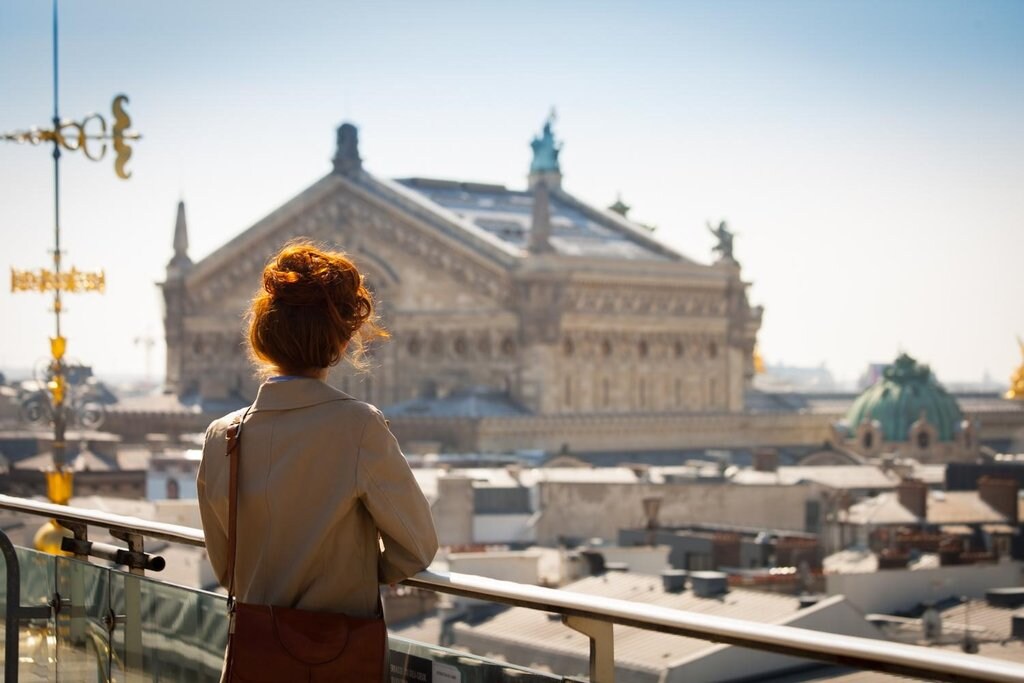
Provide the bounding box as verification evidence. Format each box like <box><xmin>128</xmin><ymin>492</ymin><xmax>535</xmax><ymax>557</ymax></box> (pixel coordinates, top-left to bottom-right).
<box><xmin>225</xmin><ymin>407</ymin><xmax>251</xmax><ymax>603</ymax></box>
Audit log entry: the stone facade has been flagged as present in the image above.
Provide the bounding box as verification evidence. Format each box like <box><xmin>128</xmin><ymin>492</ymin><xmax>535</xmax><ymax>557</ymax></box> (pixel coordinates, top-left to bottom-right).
<box><xmin>161</xmin><ymin>122</ymin><xmax>763</xmax><ymax>440</ymax></box>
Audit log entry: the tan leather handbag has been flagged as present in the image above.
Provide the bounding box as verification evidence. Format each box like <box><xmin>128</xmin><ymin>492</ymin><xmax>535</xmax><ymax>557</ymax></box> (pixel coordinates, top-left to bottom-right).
<box><xmin>222</xmin><ymin>412</ymin><xmax>388</xmax><ymax>682</ymax></box>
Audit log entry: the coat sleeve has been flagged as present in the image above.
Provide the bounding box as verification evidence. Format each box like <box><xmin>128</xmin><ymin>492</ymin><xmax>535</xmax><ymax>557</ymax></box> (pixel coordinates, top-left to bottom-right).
<box><xmin>356</xmin><ymin>410</ymin><xmax>439</xmax><ymax>584</ymax></box>
<box><xmin>197</xmin><ymin>420</ymin><xmax>231</xmax><ymax>588</ymax></box>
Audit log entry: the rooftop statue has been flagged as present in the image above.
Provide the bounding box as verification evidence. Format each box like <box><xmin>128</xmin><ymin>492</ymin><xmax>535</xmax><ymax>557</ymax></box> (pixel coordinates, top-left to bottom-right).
<box><xmin>530</xmin><ymin>112</ymin><xmax>562</xmax><ymax>174</ymax></box>
<box><xmin>707</xmin><ymin>220</ymin><xmax>735</xmax><ymax>261</ymax></box>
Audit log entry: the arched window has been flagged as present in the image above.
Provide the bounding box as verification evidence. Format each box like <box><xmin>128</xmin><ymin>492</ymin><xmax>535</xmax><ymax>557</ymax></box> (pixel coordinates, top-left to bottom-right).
<box><xmin>563</xmin><ymin>338</ymin><xmax>575</xmax><ymax>357</ymax></box>
<box><xmin>601</xmin><ymin>340</ymin><xmax>613</xmax><ymax>357</ymax></box>
<box><xmin>638</xmin><ymin>340</ymin><xmax>649</xmax><ymax>359</ymax></box>
<box><xmin>708</xmin><ymin>342</ymin><xmax>718</xmax><ymax>359</ymax></box>
<box><xmin>407</xmin><ymin>337</ymin><xmax>421</xmax><ymax>356</ymax></box>
<box><xmin>166</xmin><ymin>478</ymin><xmax>180</xmax><ymax>500</ymax></box>
<box><xmin>675</xmin><ymin>340</ymin><xmax>685</xmax><ymax>358</ymax></box>
<box><xmin>917</xmin><ymin>431</ymin><xmax>930</xmax><ymax>449</ymax></box>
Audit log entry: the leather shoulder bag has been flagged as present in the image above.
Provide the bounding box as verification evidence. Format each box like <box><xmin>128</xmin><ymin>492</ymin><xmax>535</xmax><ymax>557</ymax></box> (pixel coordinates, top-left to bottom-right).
<box><xmin>222</xmin><ymin>411</ymin><xmax>388</xmax><ymax>682</ymax></box>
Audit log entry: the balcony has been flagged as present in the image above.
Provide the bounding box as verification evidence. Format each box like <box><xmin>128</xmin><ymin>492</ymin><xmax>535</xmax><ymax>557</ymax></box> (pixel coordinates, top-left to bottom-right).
<box><xmin>1</xmin><ymin>494</ymin><xmax>1022</xmax><ymax>682</ymax></box>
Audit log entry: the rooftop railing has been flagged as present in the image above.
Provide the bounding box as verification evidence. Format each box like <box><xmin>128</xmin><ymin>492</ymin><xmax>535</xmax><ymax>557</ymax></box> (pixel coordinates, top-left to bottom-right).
<box><xmin>1</xmin><ymin>494</ymin><xmax>1023</xmax><ymax>682</ymax></box>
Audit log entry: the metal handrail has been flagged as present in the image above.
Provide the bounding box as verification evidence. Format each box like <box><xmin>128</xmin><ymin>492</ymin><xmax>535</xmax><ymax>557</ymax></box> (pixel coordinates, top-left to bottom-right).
<box><xmin>1</xmin><ymin>494</ymin><xmax>1022</xmax><ymax>682</ymax></box>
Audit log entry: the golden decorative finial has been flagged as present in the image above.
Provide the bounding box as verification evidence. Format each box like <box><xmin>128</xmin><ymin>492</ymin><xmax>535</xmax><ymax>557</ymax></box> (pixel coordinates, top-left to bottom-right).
<box><xmin>1006</xmin><ymin>336</ymin><xmax>1024</xmax><ymax>400</ymax></box>
<box><xmin>753</xmin><ymin>344</ymin><xmax>766</xmax><ymax>374</ymax></box>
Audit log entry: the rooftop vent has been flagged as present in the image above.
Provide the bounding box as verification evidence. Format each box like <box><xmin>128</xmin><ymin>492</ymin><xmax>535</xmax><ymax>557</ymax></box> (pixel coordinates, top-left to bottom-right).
<box><xmin>690</xmin><ymin>571</ymin><xmax>729</xmax><ymax>598</ymax></box>
<box><xmin>1012</xmin><ymin>611</ymin><xmax>1024</xmax><ymax>640</ymax></box>
<box><xmin>798</xmin><ymin>594</ymin><xmax>826</xmax><ymax>609</ymax></box>
<box><xmin>986</xmin><ymin>587</ymin><xmax>1024</xmax><ymax>609</ymax></box>
<box><xmin>661</xmin><ymin>569</ymin><xmax>687</xmax><ymax>594</ymax></box>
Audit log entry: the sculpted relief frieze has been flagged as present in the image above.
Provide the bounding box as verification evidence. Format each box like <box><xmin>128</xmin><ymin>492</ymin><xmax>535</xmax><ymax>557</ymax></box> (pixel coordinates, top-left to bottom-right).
<box><xmin>340</xmin><ymin>196</ymin><xmax>511</xmax><ymax>306</ymax></box>
<box><xmin>563</xmin><ymin>285</ymin><xmax>727</xmax><ymax>318</ymax></box>
<box><xmin>556</xmin><ymin>330</ymin><xmax>724</xmax><ymax>364</ymax></box>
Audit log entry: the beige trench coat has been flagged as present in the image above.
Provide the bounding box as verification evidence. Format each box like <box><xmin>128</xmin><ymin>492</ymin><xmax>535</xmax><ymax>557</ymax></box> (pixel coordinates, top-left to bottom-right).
<box><xmin>197</xmin><ymin>378</ymin><xmax>438</xmax><ymax>619</ymax></box>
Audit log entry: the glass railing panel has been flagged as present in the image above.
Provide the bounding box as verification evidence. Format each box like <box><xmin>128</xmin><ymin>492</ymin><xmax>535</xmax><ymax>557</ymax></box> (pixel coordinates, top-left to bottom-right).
<box><xmin>389</xmin><ymin>634</ymin><xmax>577</xmax><ymax>682</ymax></box>
<box><xmin>54</xmin><ymin>555</ymin><xmax>112</xmax><ymax>682</ymax></box>
<box><xmin>8</xmin><ymin>547</ymin><xmax>56</xmax><ymax>682</ymax></box>
<box><xmin>109</xmin><ymin>571</ymin><xmax>227</xmax><ymax>683</ymax></box>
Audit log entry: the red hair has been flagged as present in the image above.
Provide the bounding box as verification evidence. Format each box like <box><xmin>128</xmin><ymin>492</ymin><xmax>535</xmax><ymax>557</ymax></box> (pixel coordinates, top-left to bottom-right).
<box><xmin>247</xmin><ymin>240</ymin><xmax>388</xmax><ymax>375</ymax></box>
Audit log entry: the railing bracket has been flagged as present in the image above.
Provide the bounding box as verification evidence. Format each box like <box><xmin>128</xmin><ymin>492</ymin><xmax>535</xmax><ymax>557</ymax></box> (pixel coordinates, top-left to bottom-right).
<box><xmin>563</xmin><ymin>614</ymin><xmax>615</xmax><ymax>682</ymax></box>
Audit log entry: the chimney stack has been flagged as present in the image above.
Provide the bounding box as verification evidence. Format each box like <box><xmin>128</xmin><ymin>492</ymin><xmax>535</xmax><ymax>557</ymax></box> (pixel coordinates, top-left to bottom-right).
<box><xmin>978</xmin><ymin>476</ymin><xmax>1019</xmax><ymax>524</ymax></box>
<box><xmin>896</xmin><ymin>479</ymin><xmax>928</xmax><ymax>519</ymax></box>
<box><xmin>753</xmin><ymin>448</ymin><xmax>779</xmax><ymax>473</ymax></box>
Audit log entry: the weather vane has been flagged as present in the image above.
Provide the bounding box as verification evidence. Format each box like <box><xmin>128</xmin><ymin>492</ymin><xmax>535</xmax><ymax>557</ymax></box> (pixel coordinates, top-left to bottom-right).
<box><xmin>2</xmin><ymin>0</ymin><xmax>140</xmax><ymax>527</ymax></box>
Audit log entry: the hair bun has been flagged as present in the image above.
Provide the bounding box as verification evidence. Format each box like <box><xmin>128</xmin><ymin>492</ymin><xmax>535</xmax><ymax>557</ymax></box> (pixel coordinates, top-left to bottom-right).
<box><xmin>264</xmin><ymin>249</ymin><xmax>360</xmax><ymax>307</ymax></box>
<box><xmin>247</xmin><ymin>240</ymin><xmax>388</xmax><ymax>374</ymax></box>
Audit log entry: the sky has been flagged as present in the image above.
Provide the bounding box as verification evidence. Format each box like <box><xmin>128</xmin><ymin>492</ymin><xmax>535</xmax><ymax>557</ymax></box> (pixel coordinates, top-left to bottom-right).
<box><xmin>1</xmin><ymin>0</ymin><xmax>1022</xmax><ymax>388</ymax></box>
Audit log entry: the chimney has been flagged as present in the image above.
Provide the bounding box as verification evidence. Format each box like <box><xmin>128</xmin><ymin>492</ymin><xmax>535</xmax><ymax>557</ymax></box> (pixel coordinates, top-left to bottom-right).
<box><xmin>529</xmin><ymin>180</ymin><xmax>554</xmax><ymax>253</ymax></box>
<box><xmin>978</xmin><ymin>476</ymin><xmax>1019</xmax><ymax>524</ymax></box>
<box><xmin>753</xmin><ymin>448</ymin><xmax>779</xmax><ymax>473</ymax></box>
<box><xmin>642</xmin><ymin>497</ymin><xmax>662</xmax><ymax>530</ymax></box>
<box><xmin>896</xmin><ymin>479</ymin><xmax>928</xmax><ymax>519</ymax></box>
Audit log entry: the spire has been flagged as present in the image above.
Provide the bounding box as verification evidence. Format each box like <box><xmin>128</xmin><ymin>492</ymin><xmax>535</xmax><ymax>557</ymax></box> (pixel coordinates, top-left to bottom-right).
<box><xmin>529</xmin><ymin>179</ymin><xmax>554</xmax><ymax>254</ymax></box>
<box><xmin>167</xmin><ymin>200</ymin><xmax>192</xmax><ymax>277</ymax></box>
<box><xmin>333</xmin><ymin>122</ymin><xmax>362</xmax><ymax>176</ymax></box>
<box><xmin>528</xmin><ymin>110</ymin><xmax>563</xmax><ymax>190</ymax></box>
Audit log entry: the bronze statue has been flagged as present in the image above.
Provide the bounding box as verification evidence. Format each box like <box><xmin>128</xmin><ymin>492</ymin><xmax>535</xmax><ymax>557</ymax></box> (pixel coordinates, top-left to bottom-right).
<box><xmin>707</xmin><ymin>220</ymin><xmax>735</xmax><ymax>261</ymax></box>
<box><xmin>530</xmin><ymin>110</ymin><xmax>561</xmax><ymax>174</ymax></box>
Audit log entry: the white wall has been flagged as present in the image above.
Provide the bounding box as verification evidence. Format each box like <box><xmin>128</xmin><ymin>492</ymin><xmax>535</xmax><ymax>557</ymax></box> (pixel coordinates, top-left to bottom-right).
<box><xmin>826</xmin><ymin>562</ymin><xmax>1023</xmax><ymax>614</ymax></box>
<box><xmin>449</xmin><ymin>551</ymin><xmax>542</xmax><ymax>585</ymax></box>
<box><xmin>473</xmin><ymin>513</ymin><xmax>537</xmax><ymax>544</ymax></box>
<box><xmin>593</xmin><ymin>545</ymin><xmax>671</xmax><ymax>576</ymax></box>
<box><xmin>146</xmin><ymin>466</ymin><xmax>199</xmax><ymax>500</ymax></box>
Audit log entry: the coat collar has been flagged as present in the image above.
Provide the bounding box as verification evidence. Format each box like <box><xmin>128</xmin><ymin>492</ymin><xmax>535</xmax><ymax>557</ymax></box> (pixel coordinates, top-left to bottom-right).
<box><xmin>250</xmin><ymin>377</ymin><xmax>354</xmax><ymax>412</ymax></box>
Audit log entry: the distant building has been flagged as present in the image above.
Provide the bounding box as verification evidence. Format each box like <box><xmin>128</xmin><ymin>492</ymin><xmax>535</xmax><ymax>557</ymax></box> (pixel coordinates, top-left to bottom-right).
<box><xmin>837</xmin><ymin>476</ymin><xmax>1022</xmax><ymax>563</ymax></box>
<box><xmin>831</xmin><ymin>353</ymin><xmax>980</xmax><ymax>463</ymax></box>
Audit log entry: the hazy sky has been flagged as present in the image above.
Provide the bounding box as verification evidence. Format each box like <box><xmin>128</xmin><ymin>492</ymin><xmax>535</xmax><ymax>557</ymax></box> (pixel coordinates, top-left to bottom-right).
<box><xmin>1</xmin><ymin>0</ymin><xmax>1022</xmax><ymax>386</ymax></box>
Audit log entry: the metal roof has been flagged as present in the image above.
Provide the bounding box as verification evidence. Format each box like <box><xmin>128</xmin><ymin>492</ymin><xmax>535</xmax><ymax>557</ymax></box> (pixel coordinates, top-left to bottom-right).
<box><xmin>732</xmin><ymin>466</ymin><xmax>898</xmax><ymax>490</ymax></box>
<box><xmin>453</xmin><ymin>571</ymin><xmax>804</xmax><ymax>674</ymax></box>
<box><xmin>384</xmin><ymin>388</ymin><xmax>530</xmax><ymax>419</ymax></box>
<box><xmin>394</xmin><ymin>178</ymin><xmax>678</xmax><ymax>261</ymax></box>
<box><xmin>844</xmin><ymin>491</ymin><xmax>1011</xmax><ymax>525</ymax></box>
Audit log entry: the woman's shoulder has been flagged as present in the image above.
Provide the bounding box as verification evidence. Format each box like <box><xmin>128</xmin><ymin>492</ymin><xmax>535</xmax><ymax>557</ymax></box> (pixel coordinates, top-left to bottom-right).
<box><xmin>330</xmin><ymin>394</ymin><xmax>388</xmax><ymax>429</ymax></box>
<box><xmin>204</xmin><ymin>406</ymin><xmax>251</xmax><ymax>441</ymax></box>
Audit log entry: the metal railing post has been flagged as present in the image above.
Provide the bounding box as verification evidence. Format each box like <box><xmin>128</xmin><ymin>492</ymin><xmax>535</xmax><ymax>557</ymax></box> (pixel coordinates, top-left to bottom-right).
<box><xmin>113</xmin><ymin>530</ymin><xmax>145</xmax><ymax>682</ymax></box>
<box><xmin>564</xmin><ymin>615</ymin><xmax>615</xmax><ymax>682</ymax></box>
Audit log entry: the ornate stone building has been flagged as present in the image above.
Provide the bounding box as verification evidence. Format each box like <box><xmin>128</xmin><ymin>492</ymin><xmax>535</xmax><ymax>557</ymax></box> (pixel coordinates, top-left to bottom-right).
<box><xmin>159</xmin><ymin>120</ymin><xmax>761</xmax><ymax>419</ymax></box>
<box><xmin>160</xmin><ymin>119</ymin><xmax>763</xmax><ymax>439</ymax></box>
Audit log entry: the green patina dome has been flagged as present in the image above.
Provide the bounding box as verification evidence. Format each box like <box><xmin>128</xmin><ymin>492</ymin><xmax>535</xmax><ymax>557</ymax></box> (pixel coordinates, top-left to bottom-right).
<box><xmin>845</xmin><ymin>353</ymin><xmax>963</xmax><ymax>442</ymax></box>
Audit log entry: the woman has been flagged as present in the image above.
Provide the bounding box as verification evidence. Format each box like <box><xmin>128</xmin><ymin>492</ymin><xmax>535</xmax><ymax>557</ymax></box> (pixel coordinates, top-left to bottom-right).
<box><xmin>197</xmin><ymin>240</ymin><xmax>438</xmax><ymax>668</ymax></box>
